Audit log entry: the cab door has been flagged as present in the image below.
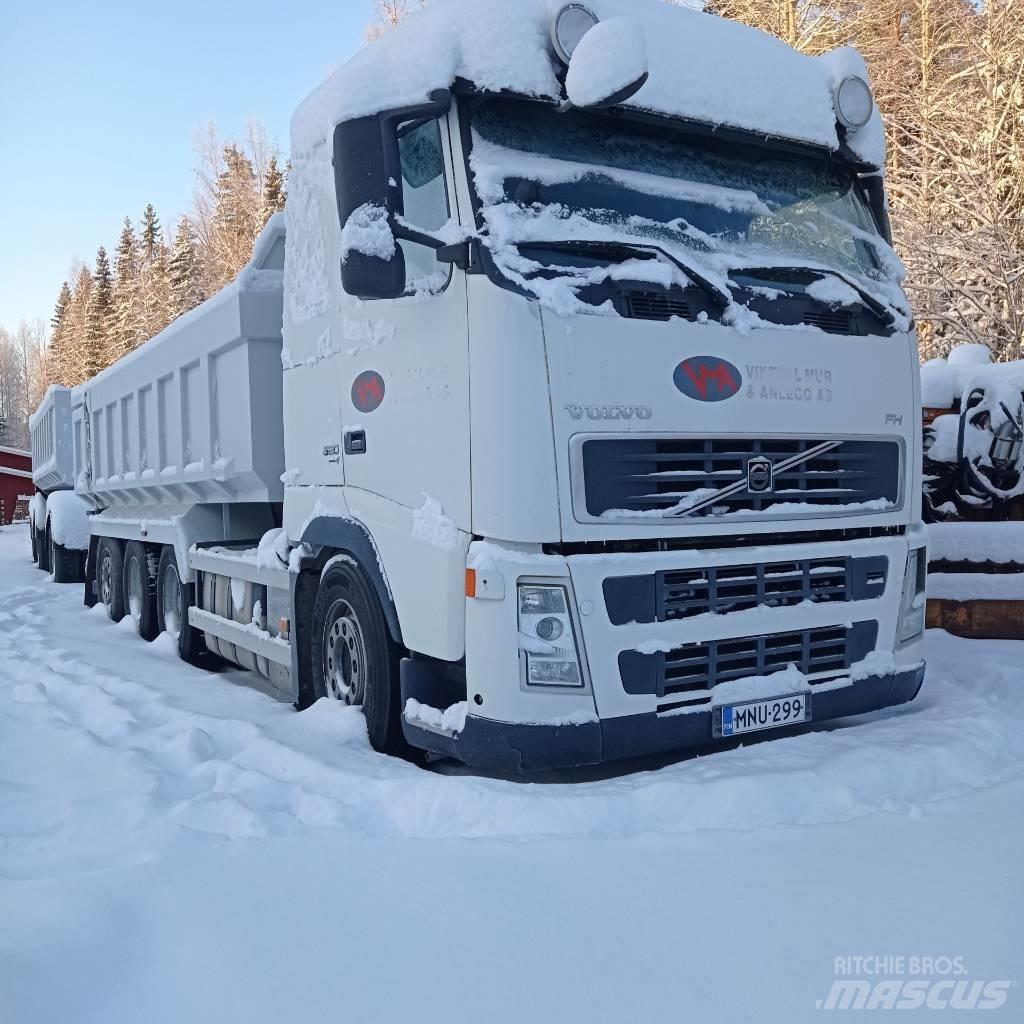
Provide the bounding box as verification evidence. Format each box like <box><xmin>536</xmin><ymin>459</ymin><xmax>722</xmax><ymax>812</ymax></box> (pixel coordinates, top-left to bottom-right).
<box><xmin>338</xmin><ymin>112</ymin><xmax>471</xmax><ymax>532</ymax></box>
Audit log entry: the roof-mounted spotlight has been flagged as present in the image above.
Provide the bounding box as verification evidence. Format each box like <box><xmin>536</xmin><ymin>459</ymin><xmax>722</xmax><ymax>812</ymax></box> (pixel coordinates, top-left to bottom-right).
<box><xmin>551</xmin><ymin>4</ymin><xmax>599</xmax><ymax>66</ymax></box>
<box><xmin>834</xmin><ymin>75</ymin><xmax>874</xmax><ymax>131</ymax></box>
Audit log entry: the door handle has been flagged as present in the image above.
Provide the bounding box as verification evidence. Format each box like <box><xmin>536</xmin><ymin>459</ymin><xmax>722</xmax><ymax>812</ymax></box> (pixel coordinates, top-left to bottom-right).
<box><xmin>344</xmin><ymin>430</ymin><xmax>367</xmax><ymax>455</ymax></box>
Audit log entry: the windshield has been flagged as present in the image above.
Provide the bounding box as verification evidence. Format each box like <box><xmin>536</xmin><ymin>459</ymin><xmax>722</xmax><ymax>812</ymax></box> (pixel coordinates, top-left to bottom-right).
<box><xmin>467</xmin><ymin>96</ymin><xmax>906</xmax><ymax>325</ymax></box>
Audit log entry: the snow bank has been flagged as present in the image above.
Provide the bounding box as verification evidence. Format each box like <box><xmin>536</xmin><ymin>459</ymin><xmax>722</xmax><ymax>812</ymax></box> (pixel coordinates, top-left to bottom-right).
<box><xmin>927</xmin><ymin>522</ymin><xmax>1024</xmax><ymax>565</ymax></box>
<box><xmin>45</xmin><ymin>490</ymin><xmax>91</xmax><ymax>550</ymax></box>
<box><xmin>292</xmin><ymin>0</ymin><xmax>884</xmax><ymax>166</ymax></box>
<box><xmin>928</xmin><ymin>572</ymin><xmax>1024</xmax><ymax>601</ymax></box>
<box><xmin>920</xmin><ymin>344</ymin><xmax>1024</xmax><ymax>411</ymax></box>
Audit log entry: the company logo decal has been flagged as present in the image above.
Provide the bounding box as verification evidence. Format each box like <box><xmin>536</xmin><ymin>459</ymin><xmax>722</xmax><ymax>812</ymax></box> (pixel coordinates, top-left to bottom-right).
<box><xmin>746</xmin><ymin>455</ymin><xmax>774</xmax><ymax>494</ymax></box>
<box><xmin>673</xmin><ymin>356</ymin><xmax>742</xmax><ymax>402</ymax></box>
<box><xmin>351</xmin><ymin>371</ymin><xmax>385</xmax><ymax>413</ymax></box>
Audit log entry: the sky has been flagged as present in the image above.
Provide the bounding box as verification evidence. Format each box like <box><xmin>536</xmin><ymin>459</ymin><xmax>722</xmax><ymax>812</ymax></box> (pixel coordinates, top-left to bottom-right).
<box><xmin>0</xmin><ymin>0</ymin><xmax>370</xmax><ymax>334</ymax></box>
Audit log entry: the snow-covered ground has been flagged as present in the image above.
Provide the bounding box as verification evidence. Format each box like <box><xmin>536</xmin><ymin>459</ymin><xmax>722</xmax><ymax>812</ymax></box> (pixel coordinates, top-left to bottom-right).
<box><xmin>0</xmin><ymin>522</ymin><xmax>1020</xmax><ymax>1021</ymax></box>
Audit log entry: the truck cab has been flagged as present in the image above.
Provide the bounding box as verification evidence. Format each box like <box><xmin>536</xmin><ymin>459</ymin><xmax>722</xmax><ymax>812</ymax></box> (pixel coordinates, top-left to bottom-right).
<box><xmin>278</xmin><ymin>0</ymin><xmax>927</xmax><ymax>769</ymax></box>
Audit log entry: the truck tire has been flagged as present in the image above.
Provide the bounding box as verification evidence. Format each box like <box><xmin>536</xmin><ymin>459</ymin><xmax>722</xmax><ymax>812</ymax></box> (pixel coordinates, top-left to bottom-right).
<box><xmin>51</xmin><ymin>538</ymin><xmax>80</xmax><ymax>584</ymax></box>
<box><xmin>37</xmin><ymin>524</ymin><xmax>51</xmax><ymax>573</ymax></box>
<box><xmin>30</xmin><ymin>522</ymin><xmax>38</xmax><ymax>563</ymax></box>
<box><xmin>310</xmin><ymin>557</ymin><xmax>407</xmax><ymax>756</ymax></box>
<box><xmin>124</xmin><ymin>541</ymin><xmax>159</xmax><ymax>641</ymax></box>
<box><xmin>97</xmin><ymin>537</ymin><xmax>126</xmax><ymax>622</ymax></box>
<box><xmin>157</xmin><ymin>546</ymin><xmax>204</xmax><ymax>663</ymax></box>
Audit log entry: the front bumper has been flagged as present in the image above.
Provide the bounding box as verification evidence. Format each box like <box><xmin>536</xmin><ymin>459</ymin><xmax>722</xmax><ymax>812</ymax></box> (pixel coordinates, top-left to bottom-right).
<box><xmin>403</xmin><ymin>663</ymin><xmax>926</xmax><ymax>773</ymax></box>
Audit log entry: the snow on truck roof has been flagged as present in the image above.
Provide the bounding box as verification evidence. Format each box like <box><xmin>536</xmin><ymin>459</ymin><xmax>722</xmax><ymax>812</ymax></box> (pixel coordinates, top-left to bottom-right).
<box><xmin>292</xmin><ymin>0</ymin><xmax>884</xmax><ymax>166</ymax></box>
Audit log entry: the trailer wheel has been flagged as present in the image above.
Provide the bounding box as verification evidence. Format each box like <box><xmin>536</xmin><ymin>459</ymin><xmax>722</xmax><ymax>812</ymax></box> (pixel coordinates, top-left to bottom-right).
<box><xmin>124</xmin><ymin>541</ymin><xmax>159</xmax><ymax>640</ymax></box>
<box><xmin>51</xmin><ymin>538</ymin><xmax>79</xmax><ymax>584</ymax></box>
<box><xmin>311</xmin><ymin>558</ymin><xmax>407</xmax><ymax>755</ymax></box>
<box><xmin>37</xmin><ymin>524</ymin><xmax>51</xmax><ymax>573</ymax></box>
<box><xmin>97</xmin><ymin>538</ymin><xmax>126</xmax><ymax>622</ymax></box>
<box><xmin>157</xmin><ymin>546</ymin><xmax>204</xmax><ymax>663</ymax></box>
<box><xmin>30</xmin><ymin>521</ymin><xmax>38</xmax><ymax>563</ymax></box>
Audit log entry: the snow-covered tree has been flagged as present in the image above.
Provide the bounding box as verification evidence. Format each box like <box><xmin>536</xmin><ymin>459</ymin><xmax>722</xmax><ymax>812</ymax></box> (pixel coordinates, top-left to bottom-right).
<box><xmin>48</xmin><ymin>282</ymin><xmax>72</xmax><ymax>387</ymax></box>
<box><xmin>83</xmin><ymin>247</ymin><xmax>113</xmax><ymax>380</ymax></box>
<box><xmin>261</xmin><ymin>155</ymin><xmax>286</xmax><ymax>226</ymax></box>
<box><xmin>110</xmin><ymin>216</ymin><xmax>142</xmax><ymax>362</ymax></box>
<box><xmin>169</xmin><ymin>215</ymin><xmax>205</xmax><ymax>317</ymax></box>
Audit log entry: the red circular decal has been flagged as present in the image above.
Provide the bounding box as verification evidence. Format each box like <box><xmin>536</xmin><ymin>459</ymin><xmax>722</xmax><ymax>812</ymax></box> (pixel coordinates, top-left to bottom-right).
<box><xmin>352</xmin><ymin>371</ymin><xmax>386</xmax><ymax>413</ymax></box>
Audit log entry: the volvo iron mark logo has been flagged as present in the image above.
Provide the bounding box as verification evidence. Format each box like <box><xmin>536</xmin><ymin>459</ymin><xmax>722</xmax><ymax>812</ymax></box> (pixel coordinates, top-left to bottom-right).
<box><xmin>746</xmin><ymin>455</ymin><xmax>774</xmax><ymax>494</ymax></box>
<box><xmin>674</xmin><ymin>356</ymin><xmax>742</xmax><ymax>402</ymax></box>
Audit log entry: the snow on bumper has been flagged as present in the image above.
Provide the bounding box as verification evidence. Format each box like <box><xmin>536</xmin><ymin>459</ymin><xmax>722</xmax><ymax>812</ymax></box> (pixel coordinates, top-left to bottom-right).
<box><xmin>404</xmin><ymin>529</ymin><xmax>928</xmax><ymax>771</ymax></box>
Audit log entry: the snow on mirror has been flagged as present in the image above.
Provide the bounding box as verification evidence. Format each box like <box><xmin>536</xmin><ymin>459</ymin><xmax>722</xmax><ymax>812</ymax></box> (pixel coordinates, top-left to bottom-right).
<box><xmin>565</xmin><ymin>17</ymin><xmax>649</xmax><ymax>110</ymax></box>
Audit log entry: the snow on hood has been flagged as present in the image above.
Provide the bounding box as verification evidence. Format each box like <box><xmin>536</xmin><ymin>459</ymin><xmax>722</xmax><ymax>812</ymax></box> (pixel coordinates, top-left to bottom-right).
<box><xmin>292</xmin><ymin>0</ymin><xmax>884</xmax><ymax>167</ymax></box>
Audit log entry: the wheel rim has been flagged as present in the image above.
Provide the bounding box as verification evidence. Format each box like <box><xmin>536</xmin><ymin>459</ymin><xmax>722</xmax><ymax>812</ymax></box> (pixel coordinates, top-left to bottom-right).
<box><xmin>162</xmin><ymin>564</ymin><xmax>182</xmax><ymax>638</ymax></box>
<box><xmin>127</xmin><ymin>555</ymin><xmax>143</xmax><ymax>622</ymax></box>
<box><xmin>323</xmin><ymin>598</ymin><xmax>366</xmax><ymax>705</ymax></box>
<box><xmin>100</xmin><ymin>550</ymin><xmax>112</xmax><ymax>605</ymax></box>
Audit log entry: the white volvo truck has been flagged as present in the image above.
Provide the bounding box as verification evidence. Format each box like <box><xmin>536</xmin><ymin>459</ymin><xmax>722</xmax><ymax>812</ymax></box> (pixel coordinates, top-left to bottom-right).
<box><xmin>61</xmin><ymin>0</ymin><xmax>926</xmax><ymax>771</ymax></box>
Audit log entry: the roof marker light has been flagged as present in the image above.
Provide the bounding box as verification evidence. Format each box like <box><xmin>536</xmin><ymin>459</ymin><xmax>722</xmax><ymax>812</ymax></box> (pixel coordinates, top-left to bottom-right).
<box><xmin>551</xmin><ymin>4</ymin><xmax>599</xmax><ymax>66</ymax></box>
<box><xmin>835</xmin><ymin>75</ymin><xmax>874</xmax><ymax>131</ymax></box>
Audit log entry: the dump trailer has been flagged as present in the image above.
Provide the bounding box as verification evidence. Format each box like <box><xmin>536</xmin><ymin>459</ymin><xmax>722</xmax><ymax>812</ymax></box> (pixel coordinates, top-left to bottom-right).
<box><xmin>28</xmin><ymin>385</ymin><xmax>90</xmax><ymax>581</ymax></box>
<box><xmin>66</xmin><ymin>0</ymin><xmax>926</xmax><ymax>772</ymax></box>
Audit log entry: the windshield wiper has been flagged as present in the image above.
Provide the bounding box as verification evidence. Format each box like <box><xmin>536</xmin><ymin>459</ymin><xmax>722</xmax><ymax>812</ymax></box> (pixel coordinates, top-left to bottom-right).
<box><xmin>520</xmin><ymin>239</ymin><xmax>730</xmax><ymax>309</ymax></box>
<box><xmin>737</xmin><ymin>265</ymin><xmax>896</xmax><ymax>326</ymax></box>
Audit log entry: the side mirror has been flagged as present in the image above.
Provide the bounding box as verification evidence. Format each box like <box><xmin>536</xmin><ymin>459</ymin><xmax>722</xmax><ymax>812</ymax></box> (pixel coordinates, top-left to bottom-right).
<box><xmin>333</xmin><ymin>89</ymin><xmax>452</xmax><ymax>299</ymax></box>
<box><xmin>565</xmin><ymin>17</ymin><xmax>649</xmax><ymax>110</ymax></box>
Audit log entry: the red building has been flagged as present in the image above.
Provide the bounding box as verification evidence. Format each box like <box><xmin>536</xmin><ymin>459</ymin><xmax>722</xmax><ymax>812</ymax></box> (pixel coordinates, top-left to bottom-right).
<box><xmin>0</xmin><ymin>445</ymin><xmax>33</xmax><ymax>524</ymax></box>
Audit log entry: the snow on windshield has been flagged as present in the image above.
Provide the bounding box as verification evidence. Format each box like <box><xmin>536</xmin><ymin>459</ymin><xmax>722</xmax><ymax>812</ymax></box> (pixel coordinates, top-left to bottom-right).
<box><xmin>469</xmin><ymin>98</ymin><xmax>909</xmax><ymax>327</ymax></box>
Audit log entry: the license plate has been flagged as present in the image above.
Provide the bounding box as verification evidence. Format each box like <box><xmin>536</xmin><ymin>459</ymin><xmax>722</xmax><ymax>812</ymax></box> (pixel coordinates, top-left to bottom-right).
<box><xmin>716</xmin><ymin>693</ymin><xmax>810</xmax><ymax>738</ymax></box>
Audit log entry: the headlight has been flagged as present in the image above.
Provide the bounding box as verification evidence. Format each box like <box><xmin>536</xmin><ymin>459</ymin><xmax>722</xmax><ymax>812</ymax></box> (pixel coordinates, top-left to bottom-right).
<box><xmin>518</xmin><ymin>582</ymin><xmax>585</xmax><ymax>688</ymax></box>
<box><xmin>898</xmin><ymin>548</ymin><xmax>927</xmax><ymax>645</ymax></box>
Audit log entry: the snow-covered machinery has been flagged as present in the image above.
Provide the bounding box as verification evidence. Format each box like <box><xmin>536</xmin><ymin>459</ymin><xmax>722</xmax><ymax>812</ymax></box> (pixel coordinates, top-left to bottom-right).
<box><xmin>922</xmin><ymin>344</ymin><xmax>1024</xmax><ymax>637</ymax></box>
<box><xmin>40</xmin><ymin>0</ymin><xmax>928</xmax><ymax>772</ymax></box>
<box><xmin>27</xmin><ymin>385</ymin><xmax>90</xmax><ymax>581</ymax></box>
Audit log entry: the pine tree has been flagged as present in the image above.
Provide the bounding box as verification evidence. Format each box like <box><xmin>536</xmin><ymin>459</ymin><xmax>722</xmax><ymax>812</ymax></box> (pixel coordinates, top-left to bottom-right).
<box><xmin>65</xmin><ymin>263</ymin><xmax>93</xmax><ymax>386</ymax></box>
<box><xmin>110</xmin><ymin>216</ymin><xmax>142</xmax><ymax>361</ymax></box>
<box><xmin>169</xmin><ymin>216</ymin><xmax>205</xmax><ymax>317</ymax></box>
<box><xmin>261</xmin><ymin>155</ymin><xmax>286</xmax><ymax>227</ymax></box>
<box><xmin>207</xmin><ymin>144</ymin><xmax>260</xmax><ymax>290</ymax></box>
<box><xmin>49</xmin><ymin>282</ymin><xmax>72</xmax><ymax>386</ymax></box>
<box><xmin>136</xmin><ymin>205</ymin><xmax>174</xmax><ymax>342</ymax></box>
<box><xmin>140</xmin><ymin>203</ymin><xmax>162</xmax><ymax>262</ymax></box>
<box><xmin>83</xmin><ymin>247</ymin><xmax>113</xmax><ymax>379</ymax></box>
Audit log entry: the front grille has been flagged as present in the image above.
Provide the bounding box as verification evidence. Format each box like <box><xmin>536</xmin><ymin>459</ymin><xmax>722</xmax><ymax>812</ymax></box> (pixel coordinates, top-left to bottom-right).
<box><xmin>626</xmin><ymin>290</ymin><xmax>693</xmax><ymax>322</ymax></box>
<box><xmin>662</xmin><ymin>559</ymin><xmax>847</xmax><ymax>619</ymax></box>
<box><xmin>602</xmin><ymin>555</ymin><xmax>888</xmax><ymax>625</ymax></box>
<box><xmin>802</xmin><ymin>309</ymin><xmax>853</xmax><ymax>334</ymax></box>
<box><xmin>617</xmin><ymin>621</ymin><xmax>879</xmax><ymax>708</ymax></box>
<box><xmin>580</xmin><ymin>437</ymin><xmax>901</xmax><ymax>520</ymax></box>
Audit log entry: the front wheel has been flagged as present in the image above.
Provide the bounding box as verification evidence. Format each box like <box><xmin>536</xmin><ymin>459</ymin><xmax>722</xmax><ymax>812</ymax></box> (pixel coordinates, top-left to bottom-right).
<box><xmin>310</xmin><ymin>557</ymin><xmax>407</xmax><ymax>755</ymax></box>
<box><xmin>157</xmin><ymin>545</ymin><xmax>204</xmax><ymax>663</ymax></box>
